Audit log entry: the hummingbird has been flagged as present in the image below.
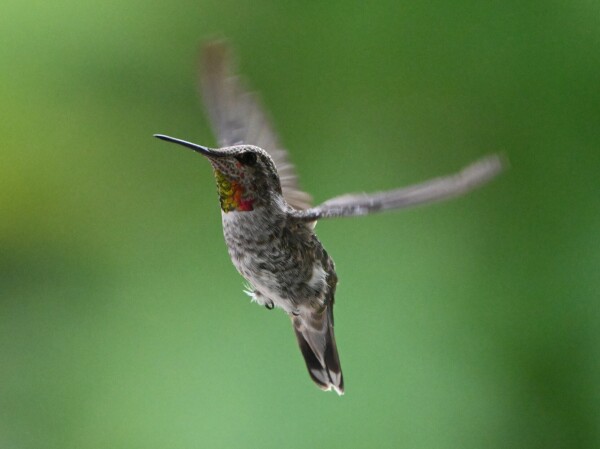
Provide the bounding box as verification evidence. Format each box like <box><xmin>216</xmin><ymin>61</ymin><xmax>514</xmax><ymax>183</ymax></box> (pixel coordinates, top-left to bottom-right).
<box><xmin>154</xmin><ymin>41</ymin><xmax>504</xmax><ymax>395</ymax></box>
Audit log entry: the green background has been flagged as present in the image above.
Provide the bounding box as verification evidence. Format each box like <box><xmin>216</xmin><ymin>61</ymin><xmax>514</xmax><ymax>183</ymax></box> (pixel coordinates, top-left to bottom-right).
<box><xmin>2</xmin><ymin>1</ymin><xmax>599</xmax><ymax>448</ymax></box>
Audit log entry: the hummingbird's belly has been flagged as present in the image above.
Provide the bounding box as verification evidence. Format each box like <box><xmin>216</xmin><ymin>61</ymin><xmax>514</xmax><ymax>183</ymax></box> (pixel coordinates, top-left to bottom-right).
<box><xmin>221</xmin><ymin>210</ymin><xmax>329</xmax><ymax>312</ymax></box>
<box><xmin>232</xmin><ymin>250</ymin><xmax>327</xmax><ymax>312</ymax></box>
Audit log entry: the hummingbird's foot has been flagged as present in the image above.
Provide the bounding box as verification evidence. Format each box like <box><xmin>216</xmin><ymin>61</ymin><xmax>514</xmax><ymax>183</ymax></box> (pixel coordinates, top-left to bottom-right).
<box><xmin>246</xmin><ymin>287</ymin><xmax>275</xmax><ymax>310</ymax></box>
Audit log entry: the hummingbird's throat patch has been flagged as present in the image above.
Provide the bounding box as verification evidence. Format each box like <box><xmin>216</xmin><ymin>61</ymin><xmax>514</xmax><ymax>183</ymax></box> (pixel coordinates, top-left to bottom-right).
<box><xmin>214</xmin><ymin>169</ymin><xmax>254</xmax><ymax>212</ymax></box>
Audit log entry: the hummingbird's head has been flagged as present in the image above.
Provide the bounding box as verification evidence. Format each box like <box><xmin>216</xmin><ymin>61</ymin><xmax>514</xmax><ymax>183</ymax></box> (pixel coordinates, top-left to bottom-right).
<box><xmin>154</xmin><ymin>134</ymin><xmax>282</xmax><ymax>212</ymax></box>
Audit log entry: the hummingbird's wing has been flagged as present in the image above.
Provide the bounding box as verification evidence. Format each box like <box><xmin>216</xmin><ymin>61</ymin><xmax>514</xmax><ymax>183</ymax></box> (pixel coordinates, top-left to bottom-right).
<box><xmin>201</xmin><ymin>41</ymin><xmax>312</xmax><ymax>210</ymax></box>
<box><xmin>292</xmin><ymin>154</ymin><xmax>505</xmax><ymax>220</ymax></box>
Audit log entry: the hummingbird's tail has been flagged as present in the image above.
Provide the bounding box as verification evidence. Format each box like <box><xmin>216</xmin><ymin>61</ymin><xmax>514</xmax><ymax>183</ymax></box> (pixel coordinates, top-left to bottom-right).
<box><xmin>292</xmin><ymin>307</ymin><xmax>344</xmax><ymax>395</ymax></box>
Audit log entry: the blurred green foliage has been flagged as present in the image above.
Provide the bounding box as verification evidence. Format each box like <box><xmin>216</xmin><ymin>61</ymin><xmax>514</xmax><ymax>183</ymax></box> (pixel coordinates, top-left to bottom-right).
<box><xmin>1</xmin><ymin>1</ymin><xmax>599</xmax><ymax>448</ymax></box>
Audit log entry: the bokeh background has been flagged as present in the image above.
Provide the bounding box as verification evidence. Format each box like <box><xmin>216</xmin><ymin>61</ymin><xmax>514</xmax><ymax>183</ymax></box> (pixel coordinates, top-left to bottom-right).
<box><xmin>2</xmin><ymin>1</ymin><xmax>599</xmax><ymax>448</ymax></box>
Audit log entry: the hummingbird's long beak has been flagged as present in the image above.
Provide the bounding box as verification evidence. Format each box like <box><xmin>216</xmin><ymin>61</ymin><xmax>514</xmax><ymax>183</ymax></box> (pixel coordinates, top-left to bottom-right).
<box><xmin>153</xmin><ymin>134</ymin><xmax>226</xmax><ymax>158</ymax></box>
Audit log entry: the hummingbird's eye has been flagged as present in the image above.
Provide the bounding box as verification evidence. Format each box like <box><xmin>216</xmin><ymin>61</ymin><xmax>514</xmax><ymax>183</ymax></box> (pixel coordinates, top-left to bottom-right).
<box><xmin>236</xmin><ymin>152</ymin><xmax>258</xmax><ymax>166</ymax></box>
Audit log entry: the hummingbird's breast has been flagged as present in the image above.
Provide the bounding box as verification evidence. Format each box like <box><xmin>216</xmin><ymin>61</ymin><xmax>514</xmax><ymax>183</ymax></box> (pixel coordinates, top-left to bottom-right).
<box><xmin>220</xmin><ymin>207</ymin><xmax>334</xmax><ymax>312</ymax></box>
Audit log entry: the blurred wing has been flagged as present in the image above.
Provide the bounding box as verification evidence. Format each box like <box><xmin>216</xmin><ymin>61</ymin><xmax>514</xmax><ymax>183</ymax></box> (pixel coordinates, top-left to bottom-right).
<box><xmin>293</xmin><ymin>154</ymin><xmax>505</xmax><ymax>220</ymax></box>
<box><xmin>201</xmin><ymin>41</ymin><xmax>312</xmax><ymax>210</ymax></box>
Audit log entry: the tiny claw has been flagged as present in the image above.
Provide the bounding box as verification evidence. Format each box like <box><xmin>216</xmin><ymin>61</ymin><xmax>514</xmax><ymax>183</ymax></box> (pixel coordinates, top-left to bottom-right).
<box><xmin>265</xmin><ymin>300</ymin><xmax>274</xmax><ymax>310</ymax></box>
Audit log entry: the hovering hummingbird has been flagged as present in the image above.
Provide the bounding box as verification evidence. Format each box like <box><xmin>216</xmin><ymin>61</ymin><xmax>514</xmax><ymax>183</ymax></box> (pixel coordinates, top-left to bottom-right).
<box><xmin>155</xmin><ymin>41</ymin><xmax>503</xmax><ymax>395</ymax></box>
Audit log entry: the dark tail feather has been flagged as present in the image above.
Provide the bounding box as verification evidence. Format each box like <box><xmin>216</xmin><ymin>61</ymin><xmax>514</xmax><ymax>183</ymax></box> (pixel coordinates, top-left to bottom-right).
<box><xmin>292</xmin><ymin>308</ymin><xmax>344</xmax><ymax>395</ymax></box>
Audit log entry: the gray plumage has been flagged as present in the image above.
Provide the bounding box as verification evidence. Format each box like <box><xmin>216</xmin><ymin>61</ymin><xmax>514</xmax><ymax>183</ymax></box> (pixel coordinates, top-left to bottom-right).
<box><xmin>154</xmin><ymin>40</ymin><xmax>504</xmax><ymax>395</ymax></box>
